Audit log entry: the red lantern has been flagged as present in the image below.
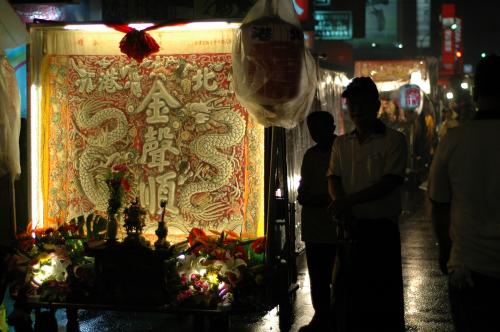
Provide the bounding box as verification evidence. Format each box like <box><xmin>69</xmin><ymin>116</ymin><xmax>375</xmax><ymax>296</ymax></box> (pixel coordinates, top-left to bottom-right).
<box><xmin>240</xmin><ymin>16</ymin><xmax>304</xmax><ymax>106</ymax></box>
<box><xmin>399</xmin><ymin>84</ymin><xmax>422</xmax><ymax>111</ymax></box>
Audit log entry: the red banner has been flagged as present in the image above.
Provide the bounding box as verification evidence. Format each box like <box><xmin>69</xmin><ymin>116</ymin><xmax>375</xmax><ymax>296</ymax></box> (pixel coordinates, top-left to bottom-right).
<box><xmin>441</xmin><ymin>4</ymin><xmax>456</xmax><ymax>76</ymax></box>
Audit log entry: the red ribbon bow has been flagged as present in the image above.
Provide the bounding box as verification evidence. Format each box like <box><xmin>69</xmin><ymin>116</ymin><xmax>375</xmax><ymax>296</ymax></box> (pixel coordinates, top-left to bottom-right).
<box><xmin>107</xmin><ymin>24</ymin><xmax>161</xmax><ymax>63</ymax></box>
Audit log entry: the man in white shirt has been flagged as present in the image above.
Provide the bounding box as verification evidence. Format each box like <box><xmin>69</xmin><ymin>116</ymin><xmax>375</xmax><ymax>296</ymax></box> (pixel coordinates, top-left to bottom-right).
<box><xmin>428</xmin><ymin>55</ymin><xmax>500</xmax><ymax>332</ymax></box>
<box><xmin>327</xmin><ymin>77</ymin><xmax>407</xmax><ymax>332</ymax></box>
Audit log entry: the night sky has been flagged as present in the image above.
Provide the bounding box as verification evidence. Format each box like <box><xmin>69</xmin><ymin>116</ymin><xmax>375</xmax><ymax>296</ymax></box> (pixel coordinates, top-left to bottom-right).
<box><xmin>457</xmin><ymin>0</ymin><xmax>500</xmax><ymax>67</ymax></box>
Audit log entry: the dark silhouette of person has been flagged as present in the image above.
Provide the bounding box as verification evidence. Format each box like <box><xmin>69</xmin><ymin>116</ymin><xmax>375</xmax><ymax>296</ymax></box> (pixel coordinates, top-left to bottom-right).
<box><xmin>428</xmin><ymin>54</ymin><xmax>500</xmax><ymax>332</ymax></box>
<box><xmin>327</xmin><ymin>77</ymin><xmax>407</xmax><ymax>332</ymax></box>
<box><xmin>297</xmin><ymin>111</ymin><xmax>337</xmax><ymax>331</ymax></box>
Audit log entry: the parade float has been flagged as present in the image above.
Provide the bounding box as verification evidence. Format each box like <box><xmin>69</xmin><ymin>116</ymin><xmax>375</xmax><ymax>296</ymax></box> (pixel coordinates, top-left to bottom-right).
<box><xmin>5</xmin><ymin>0</ymin><xmax>317</xmax><ymax>330</ymax></box>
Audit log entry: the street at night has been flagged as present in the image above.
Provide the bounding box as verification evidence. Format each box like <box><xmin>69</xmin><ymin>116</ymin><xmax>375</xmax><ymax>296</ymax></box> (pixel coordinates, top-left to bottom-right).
<box><xmin>1</xmin><ymin>1</ymin><xmax>500</xmax><ymax>331</ymax></box>
<box><xmin>39</xmin><ymin>190</ymin><xmax>453</xmax><ymax>332</ymax></box>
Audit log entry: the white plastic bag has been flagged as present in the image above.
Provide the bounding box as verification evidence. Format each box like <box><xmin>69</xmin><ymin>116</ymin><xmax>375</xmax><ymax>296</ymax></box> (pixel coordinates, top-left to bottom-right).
<box><xmin>232</xmin><ymin>0</ymin><xmax>317</xmax><ymax>128</ymax></box>
<box><xmin>0</xmin><ymin>56</ymin><xmax>21</xmax><ymax>178</ymax></box>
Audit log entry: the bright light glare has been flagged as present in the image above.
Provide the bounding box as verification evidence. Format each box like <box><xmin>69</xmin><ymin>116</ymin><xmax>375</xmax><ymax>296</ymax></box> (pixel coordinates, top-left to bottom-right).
<box><xmin>334</xmin><ymin>75</ymin><xmax>342</xmax><ymax>86</ymax></box>
<box><xmin>461</xmin><ymin>82</ymin><xmax>469</xmax><ymax>90</ymax></box>
<box><xmin>481</xmin><ymin>52</ymin><xmax>487</xmax><ymax>58</ymax></box>
<box><xmin>446</xmin><ymin>92</ymin><xmax>454</xmax><ymax>100</ymax></box>
<box><xmin>128</xmin><ymin>23</ymin><xmax>154</xmax><ymax>30</ymax></box>
<box><xmin>410</xmin><ymin>71</ymin><xmax>431</xmax><ymax>94</ymax></box>
<box><xmin>340</xmin><ymin>74</ymin><xmax>351</xmax><ymax>87</ymax></box>
<box><xmin>377</xmin><ymin>81</ymin><xmax>404</xmax><ymax>92</ymax></box>
<box><xmin>450</xmin><ymin>23</ymin><xmax>457</xmax><ymax>30</ymax></box>
<box><xmin>30</xmin><ymin>84</ymin><xmax>43</xmax><ymax>230</ymax></box>
<box><xmin>64</xmin><ymin>24</ymin><xmax>111</xmax><ymax>31</ymax></box>
<box><xmin>164</xmin><ymin>22</ymin><xmax>240</xmax><ymax>30</ymax></box>
<box><xmin>64</xmin><ymin>22</ymin><xmax>240</xmax><ymax>32</ymax></box>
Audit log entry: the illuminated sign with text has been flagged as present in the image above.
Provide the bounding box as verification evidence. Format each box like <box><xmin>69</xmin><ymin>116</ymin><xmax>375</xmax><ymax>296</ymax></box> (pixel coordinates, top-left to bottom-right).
<box><xmin>314</xmin><ymin>11</ymin><xmax>352</xmax><ymax>40</ymax></box>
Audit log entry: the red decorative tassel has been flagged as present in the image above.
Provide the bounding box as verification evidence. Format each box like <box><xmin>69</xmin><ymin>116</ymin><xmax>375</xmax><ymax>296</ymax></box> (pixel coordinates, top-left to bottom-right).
<box><xmin>118</xmin><ymin>28</ymin><xmax>160</xmax><ymax>63</ymax></box>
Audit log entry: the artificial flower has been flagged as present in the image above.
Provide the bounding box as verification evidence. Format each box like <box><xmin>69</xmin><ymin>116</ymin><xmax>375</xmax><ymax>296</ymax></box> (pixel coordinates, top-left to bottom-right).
<box><xmin>250</xmin><ymin>236</ymin><xmax>266</xmax><ymax>254</ymax></box>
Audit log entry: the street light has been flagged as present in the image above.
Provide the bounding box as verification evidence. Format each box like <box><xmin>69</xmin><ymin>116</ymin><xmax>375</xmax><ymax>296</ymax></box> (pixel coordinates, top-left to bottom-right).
<box><xmin>461</xmin><ymin>82</ymin><xmax>469</xmax><ymax>90</ymax></box>
<box><xmin>446</xmin><ymin>92</ymin><xmax>454</xmax><ymax>100</ymax></box>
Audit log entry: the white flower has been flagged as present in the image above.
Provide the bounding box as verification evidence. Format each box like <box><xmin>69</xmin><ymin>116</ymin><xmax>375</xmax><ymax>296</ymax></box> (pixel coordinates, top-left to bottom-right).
<box><xmin>177</xmin><ymin>254</ymin><xmax>207</xmax><ymax>277</ymax></box>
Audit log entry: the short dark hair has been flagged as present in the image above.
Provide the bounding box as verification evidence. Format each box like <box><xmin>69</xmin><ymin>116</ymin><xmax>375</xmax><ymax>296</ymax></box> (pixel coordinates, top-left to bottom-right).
<box><xmin>341</xmin><ymin>76</ymin><xmax>379</xmax><ymax>100</ymax></box>
<box><xmin>474</xmin><ymin>54</ymin><xmax>500</xmax><ymax>99</ymax></box>
<box><xmin>307</xmin><ymin>111</ymin><xmax>335</xmax><ymax>125</ymax></box>
<box><xmin>306</xmin><ymin>111</ymin><xmax>334</xmax><ymax>128</ymax></box>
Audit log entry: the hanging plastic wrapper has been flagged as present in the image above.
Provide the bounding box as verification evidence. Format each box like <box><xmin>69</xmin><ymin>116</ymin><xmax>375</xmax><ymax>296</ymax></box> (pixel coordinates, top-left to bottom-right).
<box><xmin>0</xmin><ymin>0</ymin><xmax>27</xmax><ymax>178</ymax></box>
<box><xmin>232</xmin><ymin>0</ymin><xmax>317</xmax><ymax>128</ymax></box>
<box><xmin>0</xmin><ymin>56</ymin><xmax>21</xmax><ymax>178</ymax></box>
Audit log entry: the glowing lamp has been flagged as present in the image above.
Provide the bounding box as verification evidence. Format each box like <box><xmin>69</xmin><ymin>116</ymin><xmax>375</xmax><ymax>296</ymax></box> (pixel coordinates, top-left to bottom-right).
<box><xmin>399</xmin><ymin>84</ymin><xmax>422</xmax><ymax>111</ymax></box>
<box><xmin>31</xmin><ymin>253</ymin><xmax>69</xmax><ymax>287</ymax></box>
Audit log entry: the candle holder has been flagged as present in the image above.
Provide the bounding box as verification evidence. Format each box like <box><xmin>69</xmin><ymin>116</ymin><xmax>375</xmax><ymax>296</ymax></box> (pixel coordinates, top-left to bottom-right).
<box><xmin>155</xmin><ymin>200</ymin><xmax>170</xmax><ymax>250</ymax></box>
<box><xmin>123</xmin><ymin>197</ymin><xmax>147</xmax><ymax>246</ymax></box>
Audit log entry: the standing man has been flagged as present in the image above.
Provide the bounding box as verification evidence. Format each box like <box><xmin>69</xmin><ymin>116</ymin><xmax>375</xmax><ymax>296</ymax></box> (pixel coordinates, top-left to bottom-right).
<box><xmin>297</xmin><ymin>111</ymin><xmax>337</xmax><ymax>331</ymax></box>
<box><xmin>327</xmin><ymin>77</ymin><xmax>407</xmax><ymax>332</ymax></box>
<box><xmin>428</xmin><ymin>55</ymin><xmax>500</xmax><ymax>332</ymax></box>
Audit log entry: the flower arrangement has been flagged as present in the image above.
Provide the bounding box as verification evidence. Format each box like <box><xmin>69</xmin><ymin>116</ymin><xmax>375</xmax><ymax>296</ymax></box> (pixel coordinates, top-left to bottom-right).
<box><xmin>175</xmin><ymin>228</ymin><xmax>266</xmax><ymax>309</ymax></box>
<box><xmin>8</xmin><ymin>223</ymin><xmax>95</xmax><ymax>303</ymax></box>
<box><xmin>7</xmin><ymin>223</ymin><xmax>267</xmax><ymax>310</ymax></box>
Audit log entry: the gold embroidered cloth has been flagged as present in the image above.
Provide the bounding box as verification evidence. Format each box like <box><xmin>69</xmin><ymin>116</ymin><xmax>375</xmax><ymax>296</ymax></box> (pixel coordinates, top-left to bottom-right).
<box><xmin>38</xmin><ymin>41</ymin><xmax>264</xmax><ymax>241</ymax></box>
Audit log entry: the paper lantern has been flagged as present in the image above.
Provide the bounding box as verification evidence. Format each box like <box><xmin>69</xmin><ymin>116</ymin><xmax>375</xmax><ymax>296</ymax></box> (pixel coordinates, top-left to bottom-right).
<box><xmin>240</xmin><ymin>16</ymin><xmax>304</xmax><ymax>106</ymax></box>
<box><xmin>399</xmin><ymin>84</ymin><xmax>422</xmax><ymax>111</ymax></box>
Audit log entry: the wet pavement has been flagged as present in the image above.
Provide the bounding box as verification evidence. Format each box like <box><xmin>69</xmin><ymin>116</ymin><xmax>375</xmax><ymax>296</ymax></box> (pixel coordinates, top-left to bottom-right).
<box><xmin>50</xmin><ymin>189</ymin><xmax>454</xmax><ymax>332</ymax></box>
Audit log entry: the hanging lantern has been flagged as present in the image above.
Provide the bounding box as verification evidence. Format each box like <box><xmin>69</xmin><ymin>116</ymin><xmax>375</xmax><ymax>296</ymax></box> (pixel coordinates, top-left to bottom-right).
<box><xmin>239</xmin><ymin>16</ymin><xmax>304</xmax><ymax>106</ymax></box>
<box><xmin>399</xmin><ymin>84</ymin><xmax>422</xmax><ymax>111</ymax></box>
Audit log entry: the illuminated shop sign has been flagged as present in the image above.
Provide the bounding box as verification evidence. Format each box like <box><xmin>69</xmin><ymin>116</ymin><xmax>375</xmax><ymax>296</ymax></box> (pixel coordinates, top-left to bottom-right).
<box><xmin>314</xmin><ymin>11</ymin><xmax>352</xmax><ymax>40</ymax></box>
<box><xmin>314</xmin><ymin>0</ymin><xmax>331</xmax><ymax>6</ymax></box>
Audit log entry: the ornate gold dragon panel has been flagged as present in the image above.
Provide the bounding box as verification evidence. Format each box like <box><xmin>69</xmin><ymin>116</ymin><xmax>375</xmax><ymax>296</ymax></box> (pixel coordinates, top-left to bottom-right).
<box><xmin>38</xmin><ymin>42</ymin><xmax>264</xmax><ymax>242</ymax></box>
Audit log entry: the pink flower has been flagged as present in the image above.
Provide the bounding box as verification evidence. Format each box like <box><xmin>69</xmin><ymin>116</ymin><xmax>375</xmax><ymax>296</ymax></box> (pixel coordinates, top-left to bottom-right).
<box><xmin>177</xmin><ymin>289</ymin><xmax>193</xmax><ymax>302</ymax></box>
<box><xmin>180</xmin><ymin>274</ymin><xmax>187</xmax><ymax>285</ymax></box>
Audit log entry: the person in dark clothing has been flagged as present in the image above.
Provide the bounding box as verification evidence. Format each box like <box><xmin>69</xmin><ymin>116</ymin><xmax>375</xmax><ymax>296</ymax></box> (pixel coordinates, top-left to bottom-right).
<box><xmin>297</xmin><ymin>111</ymin><xmax>337</xmax><ymax>331</ymax></box>
<box><xmin>327</xmin><ymin>77</ymin><xmax>407</xmax><ymax>332</ymax></box>
<box><xmin>428</xmin><ymin>55</ymin><xmax>500</xmax><ymax>332</ymax></box>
